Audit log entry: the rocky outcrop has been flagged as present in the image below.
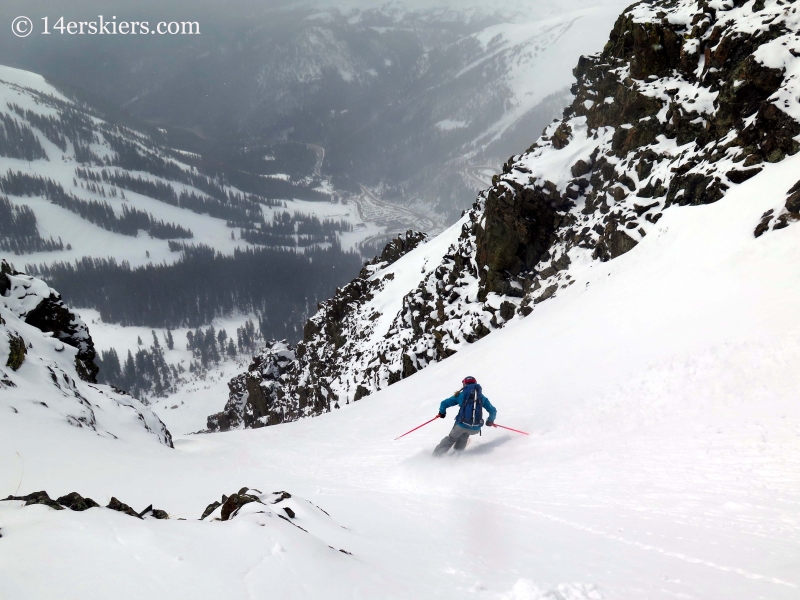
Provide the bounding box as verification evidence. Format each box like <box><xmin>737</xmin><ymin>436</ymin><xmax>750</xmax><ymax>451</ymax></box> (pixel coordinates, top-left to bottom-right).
<box><xmin>199</xmin><ymin>487</ymin><xmax>300</xmax><ymax>522</ymax></box>
<box><xmin>200</xmin><ymin>487</ymin><xmax>264</xmax><ymax>521</ymax></box>
<box><xmin>213</xmin><ymin>0</ymin><xmax>800</xmax><ymax>430</ymax></box>
<box><xmin>1</xmin><ymin>260</ymin><xmax>98</xmax><ymax>382</ymax></box>
<box><xmin>479</xmin><ymin>0</ymin><xmax>800</xmax><ymax>308</ymax></box>
<box><xmin>57</xmin><ymin>492</ymin><xmax>101</xmax><ymax>512</ymax></box>
<box><xmin>106</xmin><ymin>497</ymin><xmax>143</xmax><ymax>518</ymax></box>
<box><xmin>3</xmin><ymin>491</ymin><xmax>169</xmax><ymax>519</ymax></box>
<box><xmin>5</xmin><ymin>332</ymin><xmax>26</xmax><ymax>371</ymax></box>
<box><xmin>756</xmin><ymin>178</ymin><xmax>800</xmax><ymax>235</ymax></box>
<box><xmin>207</xmin><ymin>341</ymin><xmax>298</xmax><ymax>431</ymax></box>
<box><xmin>2</xmin><ymin>487</ymin><xmax>313</xmax><ymax>524</ymax></box>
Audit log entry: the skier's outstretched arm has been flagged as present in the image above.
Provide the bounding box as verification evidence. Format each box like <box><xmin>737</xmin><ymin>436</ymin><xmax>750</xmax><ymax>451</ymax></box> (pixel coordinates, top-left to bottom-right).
<box><xmin>483</xmin><ymin>397</ymin><xmax>497</xmax><ymax>425</ymax></box>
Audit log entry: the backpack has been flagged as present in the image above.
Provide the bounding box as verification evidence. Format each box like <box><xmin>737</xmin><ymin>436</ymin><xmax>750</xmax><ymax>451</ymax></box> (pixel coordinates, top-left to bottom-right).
<box><xmin>457</xmin><ymin>383</ymin><xmax>484</xmax><ymax>427</ymax></box>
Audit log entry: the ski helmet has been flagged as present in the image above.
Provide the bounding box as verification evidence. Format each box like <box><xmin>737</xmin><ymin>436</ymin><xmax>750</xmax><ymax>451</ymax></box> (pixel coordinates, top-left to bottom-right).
<box><xmin>462</xmin><ymin>376</ymin><xmax>477</xmax><ymax>385</ymax></box>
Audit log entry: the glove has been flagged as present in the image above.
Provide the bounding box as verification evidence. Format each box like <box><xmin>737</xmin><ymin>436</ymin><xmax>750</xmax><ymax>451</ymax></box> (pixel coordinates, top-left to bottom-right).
<box><xmin>438</xmin><ymin>413</ymin><xmax>446</xmax><ymax>419</ymax></box>
<box><xmin>486</xmin><ymin>421</ymin><xmax>495</xmax><ymax>427</ymax></box>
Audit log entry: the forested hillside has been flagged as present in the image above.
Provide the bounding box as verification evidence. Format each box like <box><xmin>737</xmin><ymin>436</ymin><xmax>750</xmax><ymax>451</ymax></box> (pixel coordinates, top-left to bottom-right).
<box><xmin>0</xmin><ymin>65</ymin><xmax>369</xmax><ymax>335</ymax></box>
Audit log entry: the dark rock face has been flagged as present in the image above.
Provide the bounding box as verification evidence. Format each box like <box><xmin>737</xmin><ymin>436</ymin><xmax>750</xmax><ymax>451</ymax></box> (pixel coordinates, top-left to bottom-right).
<box><xmin>0</xmin><ymin>260</ymin><xmax>11</xmax><ymax>295</ymax></box>
<box><xmin>212</xmin><ymin>0</ymin><xmax>800</xmax><ymax>431</ymax></box>
<box><xmin>207</xmin><ymin>340</ymin><xmax>297</xmax><ymax>431</ymax></box>
<box><xmin>477</xmin><ymin>179</ymin><xmax>571</xmax><ymax>297</ymax></box>
<box><xmin>24</xmin><ymin>296</ymin><xmax>99</xmax><ymax>383</ymax></box>
<box><xmin>726</xmin><ymin>168</ymin><xmax>763</xmax><ymax>185</ymax></box>
<box><xmin>220</xmin><ymin>491</ymin><xmax>262</xmax><ymax>521</ymax></box>
<box><xmin>5</xmin><ymin>332</ymin><xmax>26</xmax><ymax>371</ymax></box>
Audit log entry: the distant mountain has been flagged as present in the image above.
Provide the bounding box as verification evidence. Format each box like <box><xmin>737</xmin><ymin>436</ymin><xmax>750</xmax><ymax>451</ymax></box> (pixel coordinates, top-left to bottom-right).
<box><xmin>209</xmin><ymin>0</ymin><xmax>800</xmax><ymax>429</ymax></box>
<box><xmin>1</xmin><ymin>1</ymin><xmax>630</xmax><ymax>221</ymax></box>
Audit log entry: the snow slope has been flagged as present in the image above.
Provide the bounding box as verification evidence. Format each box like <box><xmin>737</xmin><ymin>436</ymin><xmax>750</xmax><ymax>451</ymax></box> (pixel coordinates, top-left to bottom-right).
<box><xmin>464</xmin><ymin>3</ymin><xmax>625</xmax><ymax>150</ymax></box>
<box><xmin>1</xmin><ymin>147</ymin><xmax>800</xmax><ymax>599</ymax></box>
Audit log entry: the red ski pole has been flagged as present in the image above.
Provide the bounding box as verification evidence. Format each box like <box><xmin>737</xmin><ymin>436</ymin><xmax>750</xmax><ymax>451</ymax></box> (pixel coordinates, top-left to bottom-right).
<box><xmin>395</xmin><ymin>415</ymin><xmax>441</xmax><ymax>440</ymax></box>
<box><xmin>489</xmin><ymin>423</ymin><xmax>529</xmax><ymax>436</ymax></box>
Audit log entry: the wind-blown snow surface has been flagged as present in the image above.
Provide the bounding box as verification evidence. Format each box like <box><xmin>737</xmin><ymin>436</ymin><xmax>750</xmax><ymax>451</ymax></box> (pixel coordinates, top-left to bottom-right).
<box><xmin>2</xmin><ymin>151</ymin><xmax>800</xmax><ymax>598</ymax></box>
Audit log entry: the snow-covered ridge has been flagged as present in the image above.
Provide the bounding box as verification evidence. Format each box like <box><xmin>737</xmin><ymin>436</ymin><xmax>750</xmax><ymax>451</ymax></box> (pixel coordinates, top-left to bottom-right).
<box><xmin>213</xmin><ymin>0</ymin><xmax>800</xmax><ymax>429</ymax></box>
<box><xmin>1</xmin><ymin>260</ymin><xmax>172</xmax><ymax>447</ymax></box>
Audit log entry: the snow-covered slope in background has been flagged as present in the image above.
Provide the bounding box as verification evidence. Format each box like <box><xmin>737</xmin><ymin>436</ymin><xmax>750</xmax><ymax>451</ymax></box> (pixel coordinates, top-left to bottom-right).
<box><xmin>2</xmin><ymin>1</ymin><xmax>631</xmax><ymax>223</ymax></box>
<box><xmin>1</xmin><ymin>145</ymin><xmax>799</xmax><ymax>600</ymax></box>
<box><xmin>313</xmin><ymin>0</ymin><xmax>631</xmax><ymax>152</ymax></box>
<box><xmin>0</xmin><ymin>63</ymin><xmax>380</xmax><ymax>395</ymax></box>
<box><xmin>0</xmin><ymin>63</ymin><xmax>378</xmax><ymax>268</ymax></box>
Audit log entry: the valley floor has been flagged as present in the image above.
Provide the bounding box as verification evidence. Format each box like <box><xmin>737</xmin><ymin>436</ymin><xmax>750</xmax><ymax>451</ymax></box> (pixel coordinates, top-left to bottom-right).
<box><xmin>3</xmin><ymin>157</ymin><xmax>800</xmax><ymax>599</ymax></box>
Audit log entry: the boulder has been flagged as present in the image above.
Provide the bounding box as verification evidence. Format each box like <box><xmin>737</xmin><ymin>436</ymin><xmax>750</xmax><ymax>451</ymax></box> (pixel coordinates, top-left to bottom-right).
<box><xmin>57</xmin><ymin>492</ymin><xmax>100</xmax><ymax>511</ymax></box>
<box><xmin>107</xmin><ymin>497</ymin><xmax>141</xmax><ymax>519</ymax></box>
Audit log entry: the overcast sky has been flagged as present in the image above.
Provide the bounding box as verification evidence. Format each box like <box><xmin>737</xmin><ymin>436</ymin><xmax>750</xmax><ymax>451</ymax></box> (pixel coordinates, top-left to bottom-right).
<box><xmin>0</xmin><ymin>0</ymin><xmax>622</xmax><ymax>21</ymax></box>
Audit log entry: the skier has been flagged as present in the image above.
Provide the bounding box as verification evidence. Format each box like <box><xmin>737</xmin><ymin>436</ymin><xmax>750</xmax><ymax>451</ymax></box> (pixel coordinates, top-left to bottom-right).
<box><xmin>433</xmin><ymin>376</ymin><xmax>497</xmax><ymax>456</ymax></box>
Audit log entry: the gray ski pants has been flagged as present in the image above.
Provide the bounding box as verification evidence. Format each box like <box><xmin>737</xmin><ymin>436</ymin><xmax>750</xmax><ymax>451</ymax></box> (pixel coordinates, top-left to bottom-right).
<box><xmin>433</xmin><ymin>423</ymin><xmax>479</xmax><ymax>456</ymax></box>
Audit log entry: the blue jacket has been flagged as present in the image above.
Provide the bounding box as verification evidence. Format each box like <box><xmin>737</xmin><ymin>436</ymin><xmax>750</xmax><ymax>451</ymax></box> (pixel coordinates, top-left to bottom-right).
<box><xmin>439</xmin><ymin>387</ymin><xmax>497</xmax><ymax>431</ymax></box>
